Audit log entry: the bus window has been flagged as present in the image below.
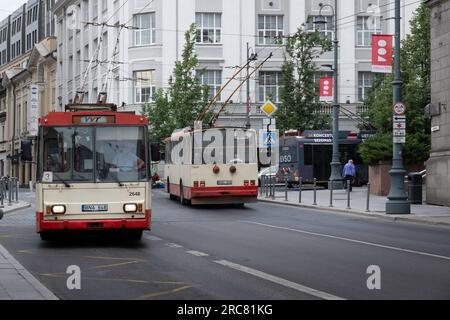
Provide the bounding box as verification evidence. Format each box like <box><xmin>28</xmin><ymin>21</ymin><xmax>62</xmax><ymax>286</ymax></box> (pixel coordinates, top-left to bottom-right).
<box><xmin>42</xmin><ymin>127</ymin><xmax>74</xmax><ymax>180</ymax></box>
<box><xmin>42</xmin><ymin>127</ymin><xmax>94</xmax><ymax>182</ymax></box>
<box><xmin>96</xmin><ymin>127</ymin><xmax>147</xmax><ymax>182</ymax></box>
<box><xmin>304</xmin><ymin>145</ymin><xmax>313</xmax><ymax>166</ymax></box>
<box><xmin>73</xmin><ymin>127</ymin><xmax>94</xmax><ymax>181</ymax></box>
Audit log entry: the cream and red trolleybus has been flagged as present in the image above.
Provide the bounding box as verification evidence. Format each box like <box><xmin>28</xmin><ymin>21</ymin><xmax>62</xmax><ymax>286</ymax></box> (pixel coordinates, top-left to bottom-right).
<box><xmin>165</xmin><ymin>126</ymin><xmax>258</xmax><ymax>205</ymax></box>
<box><xmin>35</xmin><ymin>104</ymin><xmax>153</xmax><ymax>240</ymax></box>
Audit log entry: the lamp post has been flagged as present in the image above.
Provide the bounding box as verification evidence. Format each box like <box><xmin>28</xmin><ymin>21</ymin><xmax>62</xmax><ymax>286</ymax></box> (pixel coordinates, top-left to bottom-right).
<box><xmin>314</xmin><ymin>0</ymin><xmax>342</xmax><ymax>189</ymax></box>
<box><xmin>386</xmin><ymin>0</ymin><xmax>410</xmax><ymax>214</ymax></box>
<box><xmin>246</xmin><ymin>42</ymin><xmax>257</xmax><ymax>129</ymax></box>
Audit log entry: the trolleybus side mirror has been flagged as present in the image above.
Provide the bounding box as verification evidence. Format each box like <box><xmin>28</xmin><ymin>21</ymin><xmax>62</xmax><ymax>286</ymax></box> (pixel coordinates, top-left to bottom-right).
<box><xmin>150</xmin><ymin>143</ymin><xmax>161</xmax><ymax>162</ymax></box>
<box><xmin>20</xmin><ymin>140</ymin><xmax>33</xmax><ymax>161</ymax></box>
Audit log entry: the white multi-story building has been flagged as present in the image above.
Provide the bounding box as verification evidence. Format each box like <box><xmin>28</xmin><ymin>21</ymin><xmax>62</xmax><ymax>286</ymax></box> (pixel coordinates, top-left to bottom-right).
<box><xmin>53</xmin><ymin>0</ymin><xmax>421</xmax><ymax>131</ymax></box>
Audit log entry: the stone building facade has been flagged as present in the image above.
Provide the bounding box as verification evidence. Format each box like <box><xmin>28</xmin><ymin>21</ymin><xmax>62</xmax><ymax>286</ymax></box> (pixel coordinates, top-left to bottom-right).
<box><xmin>426</xmin><ymin>0</ymin><xmax>450</xmax><ymax>206</ymax></box>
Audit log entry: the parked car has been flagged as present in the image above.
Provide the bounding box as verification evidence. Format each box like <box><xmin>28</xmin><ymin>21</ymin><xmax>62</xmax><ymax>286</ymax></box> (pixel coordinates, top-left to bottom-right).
<box><xmin>258</xmin><ymin>165</ymin><xmax>279</xmax><ymax>185</ymax></box>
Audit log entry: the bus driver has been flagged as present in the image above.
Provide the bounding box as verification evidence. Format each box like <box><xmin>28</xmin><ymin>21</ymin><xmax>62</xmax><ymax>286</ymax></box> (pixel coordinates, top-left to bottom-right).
<box><xmin>112</xmin><ymin>142</ymin><xmax>145</xmax><ymax>172</ymax></box>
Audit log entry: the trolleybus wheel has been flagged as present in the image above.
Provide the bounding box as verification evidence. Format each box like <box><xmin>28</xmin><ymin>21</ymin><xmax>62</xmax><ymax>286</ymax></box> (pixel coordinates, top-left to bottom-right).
<box><xmin>128</xmin><ymin>230</ymin><xmax>143</xmax><ymax>240</ymax></box>
<box><xmin>180</xmin><ymin>183</ymin><xmax>186</xmax><ymax>205</ymax></box>
<box><xmin>167</xmin><ymin>179</ymin><xmax>177</xmax><ymax>200</ymax></box>
<box><xmin>39</xmin><ymin>232</ymin><xmax>54</xmax><ymax>241</ymax></box>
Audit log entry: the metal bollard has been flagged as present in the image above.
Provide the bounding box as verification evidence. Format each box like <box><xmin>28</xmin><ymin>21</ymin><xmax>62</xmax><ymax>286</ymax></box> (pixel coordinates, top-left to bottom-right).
<box><xmin>8</xmin><ymin>180</ymin><xmax>12</xmax><ymax>206</ymax></box>
<box><xmin>366</xmin><ymin>183</ymin><xmax>371</xmax><ymax>212</ymax></box>
<box><xmin>271</xmin><ymin>176</ymin><xmax>276</xmax><ymax>200</ymax></box>
<box><xmin>259</xmin><ymin>176</ymin><xmax>263</xmax><ymax>196</ymax></box>
<box><xmin>29</xmin><ymin>180</ymin><xmax>33</xmax><ymax>193</ymax></box>
<box><xmin>329</xmin><ymin>180</ymin><xmax>334</xmax><ymax>207</ymax></box>
<box><xmin>265</xmin><ymin>176</ymin><xmax>269</xmax><ymax>198</ymax></box>
<box><xmin>298</xmin><ymin>177</ymin><xmax>302</xmax><ymax>203</ymax></box>
<box><xmin>0</xmin><ymin>182</ymin><xmax>4</xmax><ymax>208</ymax></box>
<box><xmin>313</xmin><ymin>178</ymin><xmax>317</xmax><ymax>205</ymax></box>
<box><xmin>346</xmin><ymin>182</ymin><xmax>351</xmax><ymax>210</ymax></box>
<box><xmin>285</xmin><ymin>175</ymin><xmax>288</xmax><ymax>201</ymax></box>
<box><xmin>15</xmin><ymin>180</ymin><xmax>19</xmax><ymax>203</ymax></box>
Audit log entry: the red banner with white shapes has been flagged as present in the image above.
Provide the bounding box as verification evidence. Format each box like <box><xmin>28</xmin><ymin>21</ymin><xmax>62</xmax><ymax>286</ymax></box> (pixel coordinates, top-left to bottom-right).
<box><xmin>319</xmin><ymin>77</ymin><xmax>333</xmax><ymax>102</ymax></box>
<box><xmin>372</xmin><ymin>34</ymin><xmax>393</xmax><ymax>73</ymax></box>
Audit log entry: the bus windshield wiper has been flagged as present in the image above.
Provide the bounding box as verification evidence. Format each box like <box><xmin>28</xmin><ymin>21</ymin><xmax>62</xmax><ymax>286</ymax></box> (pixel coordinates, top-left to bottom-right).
<box><xmin>53</xmin><ymin>173</ymin><xmax>71</xmax><ymax>188</ymax></box>
<box><xmin>113</xmin><ymin>175</ymin><xmax>125</xmax><ymax>187</ymax></box>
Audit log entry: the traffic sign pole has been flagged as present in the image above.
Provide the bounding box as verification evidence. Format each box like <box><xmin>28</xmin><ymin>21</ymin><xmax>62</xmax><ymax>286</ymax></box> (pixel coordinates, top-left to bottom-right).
<box><xmin>386</xmin><ymin>0</ymin><xmax>410</xmax><ymax>214</ymax></box>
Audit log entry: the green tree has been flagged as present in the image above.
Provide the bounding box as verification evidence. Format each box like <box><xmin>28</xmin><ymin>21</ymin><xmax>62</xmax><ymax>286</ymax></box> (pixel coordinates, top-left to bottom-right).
<box><xmin>276</xmin><ymin>26</ymin><xmax>332</xmax><ymax>134</ymax></box>
<box><xmin>143</xmin><ymin>23</ymin><xmax>210</xmax><ymax>143</ymax></box>
<box><xmin>359</xmin><ymin>3</ymin><xmax>431</xmax><ymax>165</ymax></box>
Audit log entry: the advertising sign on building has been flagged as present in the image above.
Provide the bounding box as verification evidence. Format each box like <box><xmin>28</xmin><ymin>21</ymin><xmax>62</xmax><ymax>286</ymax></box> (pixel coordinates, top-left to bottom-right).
<box><xmin>319</xmin><ymin>77</ymin><xmax>333</xmax><ymax>102</ymax></box>
<box><xmin>28</xmin><ymin>85</ymin><xmax>39</xmax><ymax>136</ymax></box>
<box><xmin>372</xmin><ymin>34</ymin><xmax>393</xmax><ymax>73</ymax></box>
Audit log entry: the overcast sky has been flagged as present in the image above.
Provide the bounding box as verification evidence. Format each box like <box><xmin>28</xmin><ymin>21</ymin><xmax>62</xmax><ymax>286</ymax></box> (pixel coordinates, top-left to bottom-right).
<box><xmin>0</xmin><ymin>0</ymin><xmax>29</xmax><ymax>21</ymax></box>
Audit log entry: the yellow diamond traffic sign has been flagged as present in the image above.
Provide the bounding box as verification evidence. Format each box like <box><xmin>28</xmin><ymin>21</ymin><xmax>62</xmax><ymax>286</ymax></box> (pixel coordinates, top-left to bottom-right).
<box><xmin>261</xmin><ymin>100</ymin><xmax>277</xmax><ymax>117</ymax></box>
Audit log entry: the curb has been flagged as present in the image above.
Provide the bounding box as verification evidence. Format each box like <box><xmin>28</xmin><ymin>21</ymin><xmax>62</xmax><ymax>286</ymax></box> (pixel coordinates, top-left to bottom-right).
<box><xmin>0</xmin><ymin>201</ymin><xmax>31</xmax><ymax>216</ymax></box>
<box><xmin>0</xmin><ymin>244</ymin><xmax>59</xmax><ymax>300</ymax></box>
<box><xmin>257</xmin><ymin>198</ymin><xmax>450</xmax><ymax>229</ymax></box>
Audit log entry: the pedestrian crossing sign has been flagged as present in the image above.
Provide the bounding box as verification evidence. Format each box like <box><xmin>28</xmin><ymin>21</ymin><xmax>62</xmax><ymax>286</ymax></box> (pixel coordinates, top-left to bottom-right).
<box><xmin>261</xmin><ymin>100</ymin><xmax>277</xmax><ymax>117</ymax></box>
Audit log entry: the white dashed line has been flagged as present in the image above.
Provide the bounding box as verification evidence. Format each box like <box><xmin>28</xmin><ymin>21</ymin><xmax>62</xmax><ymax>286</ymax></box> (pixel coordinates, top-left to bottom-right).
<box><xmin>241</xmin><ymin>221</ymin><xmax>450</xmax><ymax>261</ymax></box>
<box><xmin>214</xmin><ymin>259</ymin><xmax>345</xmax><ymax>300</ymax></box>
<box><xmin>166</xmin><ymin>243</ymin><xmax>184</xmax><ymax>248</ymax></box>
<box><xmin>186</xmin><ymin>250</ymin><xmax>209</xmax><ymax>257</ymax></box>
<box><xmin>144</xmin><ymin>235</ymin><xmax>163</xmax><ymax>241</ymax></box>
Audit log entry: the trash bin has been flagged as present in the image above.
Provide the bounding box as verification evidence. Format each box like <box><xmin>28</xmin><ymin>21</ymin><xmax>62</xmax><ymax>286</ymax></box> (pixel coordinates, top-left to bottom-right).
<box><xmin>408</xmin><ymin>173</ymin><xmax>423</xmax><ymax>204</ymax></box>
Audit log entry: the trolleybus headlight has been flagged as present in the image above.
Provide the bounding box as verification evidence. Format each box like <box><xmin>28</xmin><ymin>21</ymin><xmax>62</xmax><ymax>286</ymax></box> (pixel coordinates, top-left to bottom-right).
<box><xmin>123</xmin><ymin>203</ymin><xmax>138</xmax><ymax>213</ymax></box>
<box><xmin>51</xmin><ymin>205</ymin><xmax>66</xmax><ymax>214</ymax></box>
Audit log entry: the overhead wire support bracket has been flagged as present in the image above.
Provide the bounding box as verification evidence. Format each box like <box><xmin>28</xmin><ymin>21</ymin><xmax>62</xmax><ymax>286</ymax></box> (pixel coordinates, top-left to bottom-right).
<box><xmin>98</xmin><ymin>25</ymin><xmax>125</xmax><ymax>104</ymax></box>
<box><xmin>209</xmin><ymin>52</ymin><xmax>273</xmax><ymax>127</ymax></box>
<box><xmin>197</xmin><ymin>59</ymin><xmax>254</xmax><ymax>123</ymax></box>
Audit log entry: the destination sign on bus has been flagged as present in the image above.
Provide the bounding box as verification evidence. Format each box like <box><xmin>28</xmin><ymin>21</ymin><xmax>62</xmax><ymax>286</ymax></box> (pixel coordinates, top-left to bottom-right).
<box><xmin>73</xmin><ymin>115</ymin><xmax>115</xmax><ymax>124</ymax></box>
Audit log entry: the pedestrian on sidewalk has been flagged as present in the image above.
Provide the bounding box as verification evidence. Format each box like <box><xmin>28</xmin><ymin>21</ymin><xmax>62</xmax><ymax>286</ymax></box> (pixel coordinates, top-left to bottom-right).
<box><xmin>342</xmin><ymin>159</ymin><xmax>356</xmax><ymax>191</ymax></box>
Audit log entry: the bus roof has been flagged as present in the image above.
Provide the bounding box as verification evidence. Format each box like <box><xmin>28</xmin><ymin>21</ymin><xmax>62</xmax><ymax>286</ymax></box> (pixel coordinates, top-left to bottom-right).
<box><xmin>39</xmin><ymin>110</ymin><xmax>149</xmax><ymax>126</ymax></box>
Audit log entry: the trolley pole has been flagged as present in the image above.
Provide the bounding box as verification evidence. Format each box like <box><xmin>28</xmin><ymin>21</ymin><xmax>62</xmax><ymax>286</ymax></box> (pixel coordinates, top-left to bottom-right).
<box><xmin>386</xmin><ymin>0</ymin><xmax>410</xmax><ymax>214</ymax></box>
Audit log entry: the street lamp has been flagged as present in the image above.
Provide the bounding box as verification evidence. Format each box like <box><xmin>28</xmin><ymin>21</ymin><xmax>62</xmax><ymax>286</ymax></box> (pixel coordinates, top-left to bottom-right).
<box><xmin>386</xmin><ymin>0</ymin><xmax>410</xmax><ymax>214</ymax></box>
<box><xmin>246</xmin><ymin>42</ymin><xmax>258</xmax><ymax>129</ymax></box>
<box><xmin>314</xmin><ymin>0</ymin><xmax>342</xmax><ymax>189</ymax></box>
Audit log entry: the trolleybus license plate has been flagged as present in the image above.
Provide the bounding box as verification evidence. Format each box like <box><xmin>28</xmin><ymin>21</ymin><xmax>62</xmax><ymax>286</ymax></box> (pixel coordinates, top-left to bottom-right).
<box><xmin>82</xmin><ymin>204</ymin><xmax>108</xmax><ymax>212</ymax></box>
<box><xmin>217</xmin><ymin>180</ymin><xmax>232</xmax><ymax>185</ymax></box>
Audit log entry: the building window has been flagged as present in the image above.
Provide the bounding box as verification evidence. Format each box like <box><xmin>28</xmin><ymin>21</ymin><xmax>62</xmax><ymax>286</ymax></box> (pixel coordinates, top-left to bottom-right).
<box><xmin>134</xmin><ymin>13</ymin><xmax>156</xmax><ymax>46</ymax></box>
<box><xmin>306</xmin><ymin>15</ymin><xmax>333</xmax><ymax>39</ymax></box>
<box><xmin>358</xmin><ymin>72</ymin><xmax>375</xmax><ymax>101</ymax></box>
<box><xmin>257</xmin><ymin>15</ymin><xmax>284</xmax><ymax>45</ymax></box>
<box><xmin>197</xmin><ymin>70</ymin><xmax>222</xmax><ymax>100</ymax></box>
<box><xmin>134</xmin><ymin>70</ymin><xmax>156</xmax><ymax>103</ymax></box>
<box><xmin>356</xmin><ymin>16</ymin><xmax>381</xmax><ymax>46</ymax></box>
<box><xmin>195</xmin><ymin>13</ymin><xmax>222</xmax><ymax>44</ymax></box>
<box><xmin>258</xmin><ymin>71</ymin><xmax>282</xmax><ymax>103</ymax></box>
<box><xmin>92</xmin><ymin>0</ymin><xmax>98</xmax><ymax>19</ymax></box>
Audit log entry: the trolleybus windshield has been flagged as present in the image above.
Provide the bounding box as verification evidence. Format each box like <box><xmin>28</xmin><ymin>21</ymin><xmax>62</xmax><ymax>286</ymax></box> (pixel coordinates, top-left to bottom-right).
<box><xmin>41</xmin><ymin>126</ymin><xmax>147</xmax><ymax>183</ymax></box>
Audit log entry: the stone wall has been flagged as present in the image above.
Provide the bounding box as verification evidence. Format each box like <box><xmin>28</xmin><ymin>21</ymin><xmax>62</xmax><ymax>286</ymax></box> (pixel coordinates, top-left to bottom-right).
<box><xmin>426</xmin><ymin>0</ymin><xmax>450</xmax><ymax>206</ymax></box>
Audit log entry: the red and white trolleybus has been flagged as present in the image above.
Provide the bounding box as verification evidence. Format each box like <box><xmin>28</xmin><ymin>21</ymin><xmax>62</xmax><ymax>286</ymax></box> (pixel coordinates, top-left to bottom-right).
<box><xmin>35</xmin><ymin>104</ymin><xmax>153</xmax><ymax>240</ymax></box>
<box><xmin>165</xmin><ymin>126</ymin><xmax>259</xmax><ymax>206</ymax></box>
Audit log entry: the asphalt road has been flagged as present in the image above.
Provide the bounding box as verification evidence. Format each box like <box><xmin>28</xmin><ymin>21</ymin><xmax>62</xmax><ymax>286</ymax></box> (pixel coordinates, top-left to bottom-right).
<box><xmin>0</xmin><ymin>189</ymin><xmax>449</xmax><ymax>300</ymax></box>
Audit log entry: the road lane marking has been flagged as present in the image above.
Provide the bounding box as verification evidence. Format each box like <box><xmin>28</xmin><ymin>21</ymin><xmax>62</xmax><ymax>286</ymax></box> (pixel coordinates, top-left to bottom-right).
<box><xmin>135</xmin><ymin>285</ymin><xmax>195</xmax><ymax>300</ymax></box>
<box><xmin>144</xmin><ymin>235</ymin><xmax>163</xmax><ymax>241</ymax></box>
<box><xmin>242</xmin><ymin>221</ymin><xmax>450</xmax><ymax>262</ymax></box>
<box><xmin>214</xmin><ymin>259</ymin><xmax>344</xmax><ymax>300</ymax></box>
<box><xmin>166</xmin><ymin>242</ymin><xmax>184</xmax><ymax>248</ymax></box>
<box><xmin>186</xmin><ymin>250</ymin><xmax>209</xmax><ymax>257</ymax></box>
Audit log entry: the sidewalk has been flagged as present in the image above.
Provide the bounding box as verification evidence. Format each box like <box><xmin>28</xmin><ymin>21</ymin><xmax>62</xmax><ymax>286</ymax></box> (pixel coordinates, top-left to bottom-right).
<box><xmin>0</xmin><ymin>244</ymin><xmax>58</xmax><ymax>300</ymax></box>
<box><xmin>258</xmin><ymin>186</ymin><xmax>450</xmax><ymax>228</ymax></box>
